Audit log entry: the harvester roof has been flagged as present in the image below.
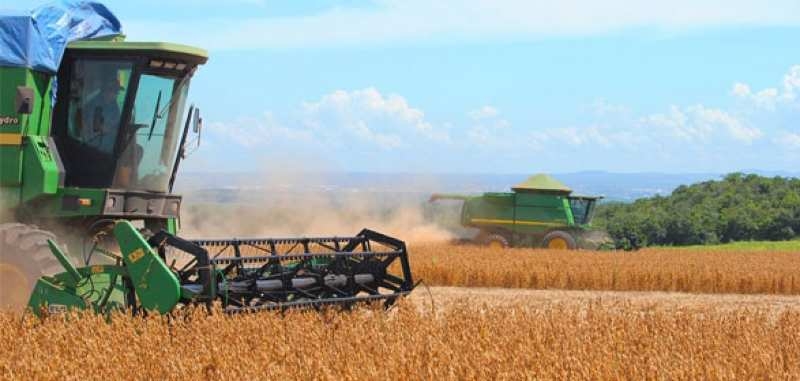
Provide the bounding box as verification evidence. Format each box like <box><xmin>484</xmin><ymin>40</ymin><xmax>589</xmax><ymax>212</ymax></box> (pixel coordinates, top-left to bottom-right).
<box><xmin>67</xmin><ymin>40</ymin><xmax>209</xmax><ymax>62</ymax></box>
<box><xmin>511</xmin><ymin>173</ymin><xmax>572</xmax><ymax>194</ymax></box>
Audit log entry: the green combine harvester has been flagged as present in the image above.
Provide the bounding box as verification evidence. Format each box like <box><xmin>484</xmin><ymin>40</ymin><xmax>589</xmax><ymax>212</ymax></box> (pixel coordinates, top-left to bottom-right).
<box><xmin>430</xmin><ymin>174</ymin><xmax>609</xmax><ymax>250</ymax></box>
<box><xmin>0</xmin><ymin>2</ymin><xmax>414</xmax><ymax>316</ymax></box>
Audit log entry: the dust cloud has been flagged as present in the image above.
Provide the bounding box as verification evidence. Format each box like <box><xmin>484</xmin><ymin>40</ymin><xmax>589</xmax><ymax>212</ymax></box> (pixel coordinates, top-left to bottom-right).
<box><xmin>178</xmin><ymin>167</ymin><xmax>458</xmax><ymax>244</ymax></box>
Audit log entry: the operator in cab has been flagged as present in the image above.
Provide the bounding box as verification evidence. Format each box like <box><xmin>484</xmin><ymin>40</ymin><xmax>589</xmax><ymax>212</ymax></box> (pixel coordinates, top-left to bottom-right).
<box><xmin>77</xmin><ymin>74</ymin><xmax>125</xmax><ymax>154</ymax></box>
<box><xmin>70</xmin><ymin>69</ymin><xmax>142</xmax><ymax>188</ymax></box>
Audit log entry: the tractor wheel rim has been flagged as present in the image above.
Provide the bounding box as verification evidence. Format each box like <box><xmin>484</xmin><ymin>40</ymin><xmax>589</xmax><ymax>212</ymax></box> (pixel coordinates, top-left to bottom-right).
<box><xmin>547</xmin><ymin>237</ymin><xmax>569</xmax><ymax>250</ymax></box>
<box><xmin>0</xmin><ymin>263</ymin><xmax>30</xmax><ymax>308</ymax></box>
<box><xmin>488</xmin><ymin>240</ymin><xmax>504</xmax><ymax>249</ymax></box>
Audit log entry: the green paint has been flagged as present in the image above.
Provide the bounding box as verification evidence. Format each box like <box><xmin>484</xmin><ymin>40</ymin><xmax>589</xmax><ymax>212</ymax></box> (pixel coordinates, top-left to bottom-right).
<box><xmin>113</xmin><ymin>221</ymin><xmax>181</xmax><ymax>314</ymax></box>
<box><xmin>21</xmin><ymin>136</ymin><xmax>60</xmax><ymax>202</ymax></box>
<box><xmin>28</xmin><ymin>278</ymin><xmax>88</xmax><ymax>316</ymax></box>
<box><xmin>22</xmin><ymin>187</ymin><xmax>106</xmax><ymax>219</ymax></box>
<box><xmin>4</xmin><ymin>35</ymin><xmax>208</xmax><ymax>317</ymax></box>
<box><xmin>167</xmin><ymin>217</ymin><xmax>178</xmax><ymax>234</ymax></box>
<box><xmin>67</xmin><ymin>40</ymin><xmax>208</xmax><ymax>60</ymax></box>
<box><xmin>0</xmin><ymin>67</ymin><xmax>52</xmax><ymax>189</ymax></box>
<box><xmin>436</xmin><ymin>175</ymin><xmax>604</xmax><ymax>247</ymax></box>
<box><xmin>2</xmin><ymin>39</ymin><xmax>206</xmax><ymax>221</ymax></box>
<box><xmin>47</xmin><ymin>239</ymin><xmax>81</xmax><ymax>283</ymax></box>
<box><xmin>563</xmin><ymin>198</ymin><xmax>575</xmax><ymax>225</ymax></box>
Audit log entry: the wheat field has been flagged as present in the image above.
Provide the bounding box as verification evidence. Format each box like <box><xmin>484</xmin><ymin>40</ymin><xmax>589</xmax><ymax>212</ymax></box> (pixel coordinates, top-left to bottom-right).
<box><xmin>3</xmin><ymin>243</ymin><xmax>800</xmax><ymax>380</ymax></box>
<box><xmin>1</xmin><ymin>299</ymin><xmax>799</xmax><ymax>380</ymax></box>
<box><xmin>407</xmin><ymin>243</ymin><xmax>800</xmax><ymax>294</ymax></box>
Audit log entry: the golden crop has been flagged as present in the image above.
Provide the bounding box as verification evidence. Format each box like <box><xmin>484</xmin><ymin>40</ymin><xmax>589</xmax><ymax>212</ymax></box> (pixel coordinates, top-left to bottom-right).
<box><xmin>408</xmin><ymin>243</ymin><xmax>800</xmax><ymax>294</ymax></box>
<box><xmin>3</xmin><ymin>244</ymin><xmax>799</xmax><ymax>380</ymax></box>
<box><xmin>2</xmin><ymin>300</ymin><xmax>799</xmax><ymax>380</ymax></box>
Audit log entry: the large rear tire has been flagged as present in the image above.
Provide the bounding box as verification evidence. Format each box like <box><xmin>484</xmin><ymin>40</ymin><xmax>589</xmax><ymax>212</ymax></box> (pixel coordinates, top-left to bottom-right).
<box><xmin>482</xmin><ymin>233</ymin><xmax>510</xmax><ymax>249</ymax></box>
<box><xmin>541</xmin><ymin>230</ymin><xmax>577</xmax><ymax>250</ymax></box>
<box><xmin>0</xmin><ymin>224</ymin><xmax>64</xmax><ymax>309</ymax></box>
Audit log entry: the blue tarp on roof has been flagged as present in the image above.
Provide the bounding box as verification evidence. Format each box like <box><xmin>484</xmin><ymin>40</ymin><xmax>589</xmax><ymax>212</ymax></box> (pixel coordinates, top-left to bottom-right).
<box><xmin>0</xmin><ymin>1</ymin><xmax>121</xmax><ymax>73</ymax></box>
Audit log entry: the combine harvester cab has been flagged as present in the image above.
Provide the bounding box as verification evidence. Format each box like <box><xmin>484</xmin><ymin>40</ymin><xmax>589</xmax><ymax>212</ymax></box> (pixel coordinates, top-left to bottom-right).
<box><xmin>430</xmin><ymin>174</ymin><xmax>611</xmax><ymax>250</ymax></box>
<box><xmin>0</xmin><ymin>2</ymin><xmax>415</xmax><ymax>315</ymax></box>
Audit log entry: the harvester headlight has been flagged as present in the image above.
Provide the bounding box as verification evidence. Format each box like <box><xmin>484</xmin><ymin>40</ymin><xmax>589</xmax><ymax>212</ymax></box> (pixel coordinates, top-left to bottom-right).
<box><xmin>163</xmin><ymin>61</ymin><xmax>177</xmax><ymax>69</ymax></box>
<box><xmin>175</xmin><ymin>63</ymin><xmax>187</xmax><ymax>70</ymax></box>
<box><xmin>149</xmin><ymin>60</ymin><xmax>164</xmax><ymax>68</ymax></box>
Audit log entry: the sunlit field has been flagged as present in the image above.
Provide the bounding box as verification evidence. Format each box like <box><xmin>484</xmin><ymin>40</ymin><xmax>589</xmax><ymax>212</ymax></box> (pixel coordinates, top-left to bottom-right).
<box><xmin>407</xmin><ymin>243</ymin><xmax>800</xmax><ymax>294</ymax></box>
<box><xmin>2</xmin><ymin>300</ymin><xmax>799</xmax><ymax>380</ymax></box>
<box><xmin>3</xmin><ymin>242</ymin><xmax>799</xmax><ymax>380</ymax></box>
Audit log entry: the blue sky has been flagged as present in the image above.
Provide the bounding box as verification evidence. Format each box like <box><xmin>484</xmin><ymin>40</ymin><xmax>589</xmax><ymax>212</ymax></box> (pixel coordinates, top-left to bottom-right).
<box><xmin>10</xmin><ymin>0</ymin><xmax>800</xmax><ymax>173</ymax></box>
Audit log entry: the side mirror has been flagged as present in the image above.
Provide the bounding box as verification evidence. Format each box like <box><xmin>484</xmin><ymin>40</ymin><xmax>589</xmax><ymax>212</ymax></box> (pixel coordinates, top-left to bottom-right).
<box><xmin>191</xmin><ymin>108</ymin><xmax>202</xmax><ymax>148</ymax></box>
<box><xmin>192</xmin><ymin>108</ymin><xmax>202</xmax><ymax>133</ymax></box>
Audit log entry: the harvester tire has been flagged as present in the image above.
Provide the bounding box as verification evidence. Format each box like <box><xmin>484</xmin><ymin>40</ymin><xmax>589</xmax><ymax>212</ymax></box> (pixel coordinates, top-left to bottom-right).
<box><xmin>542</xmin><ymin>230</ymin><xmax>577</xmax><ymax>250</ymax></box>
<box><xmin>0</xmin><ymin>223</ymin><xmax>64</xmax><ymax>309</ymax></box>
<box><xmin>483</xmin><ymin>234</ymin><xmax>510</xmax><ymax>249</ymax></box>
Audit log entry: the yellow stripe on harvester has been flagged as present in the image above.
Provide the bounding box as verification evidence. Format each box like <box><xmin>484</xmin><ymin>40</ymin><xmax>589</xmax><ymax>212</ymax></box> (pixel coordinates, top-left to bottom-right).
<box><xmin>0</xmin><ymin>133</ymin><xmax>22</xmax><ymax>145</ymax></box>
<box><xmin>469</xmin><ymin>218</ymin><xmax>563</xmax><ymax>227</ymax></box>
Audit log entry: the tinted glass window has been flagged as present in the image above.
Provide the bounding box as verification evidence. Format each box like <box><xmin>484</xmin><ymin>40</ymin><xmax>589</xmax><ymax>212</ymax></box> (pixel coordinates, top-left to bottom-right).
<box><xmin>569</xmin><ymin>198</ymin><xmax>591</xmax><ymax>224</ymax></box>
<box><xmin>67</xmin><ymin>60</ymin><xmax>132</xmax><ymax>153</ymax></box>
<box><xmin>58</xmin><ymin>60</ymin><xmax>132</xmax><ymax>188</ymax></box>
<box><xmin>112</xmin><ymin>73</ymin><xmax>186</xmax><ymax>192</ymax></box>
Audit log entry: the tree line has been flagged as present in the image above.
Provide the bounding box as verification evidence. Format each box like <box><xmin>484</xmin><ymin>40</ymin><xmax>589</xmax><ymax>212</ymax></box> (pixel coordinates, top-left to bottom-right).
<box><xmin>594</xmin><ymin>173</ymin><xmax>800</xmax><ymax>249</ymax></box>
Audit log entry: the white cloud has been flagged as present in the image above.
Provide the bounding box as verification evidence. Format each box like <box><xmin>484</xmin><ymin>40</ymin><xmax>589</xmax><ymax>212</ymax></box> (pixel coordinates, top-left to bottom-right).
<box><xmin>690</xmin><ymin>105</ymin><xmax>762</xmax><ymax>143</ymax></box>
<box><xmin>210</xmin><ymin>88</ymin><xmax>447</xmax><ymax>151</ymax></box>
<box><xmin>781</xmin><ymin>65</ymin><xmax>800</xmax><ymax>102</ymax></box>
<box><xmin>529</xmin><ymin>125</ymin><xmax>629</xmax><ymax>149</ymax></box>
<box><xmin>733</xmin><ymin>65</ymin><xmax>800</xmax><ymax>110</ymax></box>
<box><xmin>468</xmin><ymin>106</ymin><xmax>499</xmax><ymax>120</ymax></box>
<box><xmin>589</xmin><ymin>99</ymin><xmax>632</xmax><ymax>118</ymax></box>
<box><xmin>125</xmin><ymin>0</ymin><xmax>800</xmax><ymax>50</ymax></box>
<box><xmin>301</xmin><ymin>87</ymin><xmax>447</xmax><ymax>147</ymax></box>
<box><xmin>777</xmin><ymin>132</ymin><xmax>800</xmax><ymax>149</ymax></box>
<box><xmin>205</xmin><ymin>64</ymin><xmax>800</xmax><ymax>172</ymax></box>
<box><xmin>731</xmin><ymin>83</ymin><xmax>751</xmax><ymax>97</ymax></box>
<box><xmin>642</xmin><ymin>104</ymin><xmax>761</xmax><ymax>143</ymax></box>
<box><xmin>466</xmin><ymin>105</ymin><xmax>513</xmax><ymax>148</ymax></box>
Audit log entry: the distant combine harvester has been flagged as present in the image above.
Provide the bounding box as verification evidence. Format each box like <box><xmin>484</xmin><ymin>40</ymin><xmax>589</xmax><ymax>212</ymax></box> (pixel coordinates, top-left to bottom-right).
<box><xmin>430</xmin><ymin>174</ymin><xmax>610</xmax><ymax>250</ymax></box>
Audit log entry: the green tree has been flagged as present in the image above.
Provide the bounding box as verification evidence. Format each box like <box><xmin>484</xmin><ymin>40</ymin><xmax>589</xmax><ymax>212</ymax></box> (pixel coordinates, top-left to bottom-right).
<box><xmin>595</xmin><ymin>174</ymin><xmax>800</xmax><ymax>249</ymax></box>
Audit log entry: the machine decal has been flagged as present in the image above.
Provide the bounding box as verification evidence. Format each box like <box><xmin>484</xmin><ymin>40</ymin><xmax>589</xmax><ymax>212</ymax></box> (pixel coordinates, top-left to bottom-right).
<box><xmin>470</xmin><ymin>218</ymin><xmax>563</xmax><ymax>227</ymax></box>
<box><xmin>0</xmin><ymin>116</ymin><xmax>19</xmax><ymax>126</ymax></box>
<box><xmin>128</xmin><ymin>248</ymin><xmax>145</xmax><ymax>263</ymax></box>
<box><xmin>47</xmin><ymin>304</ymin><xmax>67</xmax><ymax>314</ymax></box>
<box><xmin>0</xmin><ymin>132</ymin><xmax>22</xmax><ymax>145</ymax></box>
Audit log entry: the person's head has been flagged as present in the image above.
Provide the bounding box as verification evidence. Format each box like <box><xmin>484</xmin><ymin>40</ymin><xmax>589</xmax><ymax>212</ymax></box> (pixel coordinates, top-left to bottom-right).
<box><xmin>101</xmin><ymin>77</ymin><xmax>123</xmax><ymax>102</ymax></box>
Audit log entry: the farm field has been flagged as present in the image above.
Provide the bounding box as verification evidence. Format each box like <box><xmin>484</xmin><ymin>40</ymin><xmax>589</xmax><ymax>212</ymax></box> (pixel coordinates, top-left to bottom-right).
<box><xmin>409</xmin><ymin>286</ymin><xmax>800</xmax><ymax>312</ymax></box>
<box><xmin>2</xmin><ymin>289</ymin><xmax>799</xmax><ymax>380</ymax></box>
<box><xmin>407</xmin><ymin>243</ymin><xmax>800</xmax><ymax>294</ymax></box>
<box><xmin>3</xmin><ymin>243</ymin><xmax>800</xmax><ymax>380</ymax></box>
